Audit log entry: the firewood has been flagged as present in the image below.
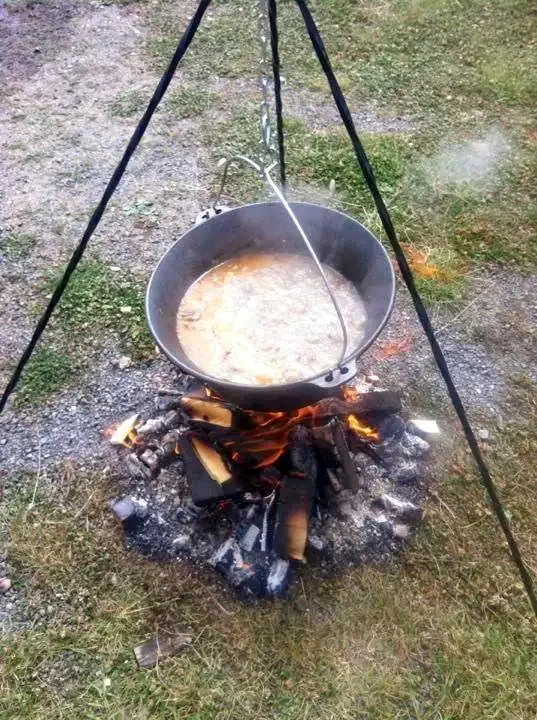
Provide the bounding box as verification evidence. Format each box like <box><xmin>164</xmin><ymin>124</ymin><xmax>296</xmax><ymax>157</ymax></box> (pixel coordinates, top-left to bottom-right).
<box><xmin>330</xmin><ymin>418</ymin><xmax>361</xmax><ymax>493</ymax></box>
<box><xmin>180</xmin><ymin>397</ymin><xmax>234</xmax><ymax>428</ymax></box>
<box><xmin>134</xmin><ymin>633</ymin><xmax>192</xmax><ymax>669</ymax></box>
<box><xmin>177</xmin><ymin>434</ymin><xmax>242</xmax><ymax>505</ymax></box>
<box><xmin>110</xmin><ymin>413</ymin><xmax>139</xmax><ymax>445</ymax></box>
<box><xmin>274</xmin><ymin>473</ymin><xmax>315</xmax><ymax>563</ymax></box>
<box><xmin>315</xmin><ymin>391</ymin><xmax>401</xmax><ymax>419</ymax></box>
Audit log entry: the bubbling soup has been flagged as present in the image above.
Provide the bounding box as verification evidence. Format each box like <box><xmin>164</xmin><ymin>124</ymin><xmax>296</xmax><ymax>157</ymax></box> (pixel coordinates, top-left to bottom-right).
<box><xmin>177</xmin><ymin>252</ymin><xmax>367</xmax><ymax>386</ymax></box>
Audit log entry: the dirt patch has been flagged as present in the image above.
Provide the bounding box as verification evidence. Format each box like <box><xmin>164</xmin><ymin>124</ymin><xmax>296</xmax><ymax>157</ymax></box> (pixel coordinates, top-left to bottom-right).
<box><xmin>0</xmin><ymin>0</ymin><xmax>76</xmax><ymax>97</ymax></box>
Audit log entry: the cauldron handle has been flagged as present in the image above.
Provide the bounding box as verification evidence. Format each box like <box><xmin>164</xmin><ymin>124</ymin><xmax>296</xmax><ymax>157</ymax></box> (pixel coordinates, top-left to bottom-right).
<box><xmin>210</xmin><ymin>154</ymin><xmax>350</xmax><ymax>367</ymax></box>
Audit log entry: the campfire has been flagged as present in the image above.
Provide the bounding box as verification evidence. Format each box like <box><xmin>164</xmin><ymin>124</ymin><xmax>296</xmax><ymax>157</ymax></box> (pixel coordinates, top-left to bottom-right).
<box><xmin>108</xmin><ymin>376</ymin><xmax>435</xmax><ymax>600</ymax></box>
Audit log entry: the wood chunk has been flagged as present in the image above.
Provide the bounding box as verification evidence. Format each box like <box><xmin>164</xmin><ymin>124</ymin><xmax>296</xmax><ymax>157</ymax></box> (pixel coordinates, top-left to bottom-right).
<box><xmin>331</xmin><ymin>419</ymin><xmax>361</xmax><ymax>493</ymax></box>
<box><xmin>191</xmin><ymin>436</ymin><xmax>233</xmax><ymax>485</ymax></box>
<box><xmin>274</xmin><ymin>473</ymin><xmax>315</xmax><ymax>563</ymax></box>
<box><xmin>110</xmin><ymin>413</ymin><xmax>139</xmax><ymax>446</ymax></box>
<box><xmin>289</xmin><ymin>426</ymin><xmax>317</xmax><ymax>481</ymax></box>
<box><xmin>177</xmin><ymin>434</ymin><xmax>242</xmax><ymax>505</ymax></box>
<box><xmin>315</xmin><ymin>391</ymin><xmax>401</xmax><ymax>419</ymax></box>
<box><xmin>134</xmin><ymin>633</ymin><xmax>192</xmax><ymax>669</ymax></box>
<box><xmin>180</xmin><ymin>397</ymin><xmax>234</xmax><ymax>428</ymax></box>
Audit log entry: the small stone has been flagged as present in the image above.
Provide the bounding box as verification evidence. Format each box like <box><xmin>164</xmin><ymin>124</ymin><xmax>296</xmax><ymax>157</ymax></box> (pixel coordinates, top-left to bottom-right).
<box><xmin>409</xmin><ymin>419</ymin><xmax>440</xmax><ymax>437</ymax></box>
<box><xmin>118</xmin><ymin>355</ymin><xmax>132</xmax><ymax>370</ymax></box>
<box><xmin>119</xmin><ymin>306</ymin><xmax>132</xmax><ymax>314</ymax></box>
<box><xmin>393</xmin><ymin>523</ymin><xmax>410</xmax><ymax>539</ymax></box>
<box><xmin>0</xmin><ymin>577</ymin><xmax>12</xmax><ymax>594</ymax></box>
<box><xmin>366</xmin><ymin>373</ymin><xmax>380</xmax><ymax>384</ymax></box>
<box><xmin>111</xmin><ymin>496</ymin><xmax>148</xmax><ymax>522</ymax></box>
<box><xmin>172</xmin><ymin>534</ymin><xmax>191</xmax><ymax>551</ymax></box>
<box><xmin>478</xmin><ymin>428</ymin><xmax>490</xmax><ymax>441</ymax></box>
<box><xmin>337</xmin><ymin>501</ymin><xmax>353</xmax><ymax>518</ymax></box>
<box><xmin>308</xmin><ymin>534</ymin><xmax>324</xmax><ymax>552</ymax></box>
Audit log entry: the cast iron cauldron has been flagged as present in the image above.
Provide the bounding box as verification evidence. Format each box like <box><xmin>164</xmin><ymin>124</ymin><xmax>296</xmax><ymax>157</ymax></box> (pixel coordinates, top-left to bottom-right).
<box><xmin>146</xmin><ymin>202</ymin><xmax>395</xmax><ymax>411</ymax></box>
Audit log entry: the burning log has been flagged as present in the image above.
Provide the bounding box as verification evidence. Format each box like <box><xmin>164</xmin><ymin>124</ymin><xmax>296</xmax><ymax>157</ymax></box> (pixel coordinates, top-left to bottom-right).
<box><xmin>274</xmin><ymin>427</ymin><xmax>316</xmax><ymax>563</ymax></box>
<box><xmin>274</xmin><ymin>474</ymin><xmax>316</xmax><ymax>563</ymax></box>
<box><xmin>315</xmin><ymin>391</ymin><xmax>401</xmax><ymax>419</ymax></box>
<box><xmin>177</xmin><ymin>434</ymin><xmax>242</xmax><ymax>505</ymax></box>
<box><xmin>330</xmin><ymin>418</ymin><xmax>361</xmax><ymax>493</ymax></box>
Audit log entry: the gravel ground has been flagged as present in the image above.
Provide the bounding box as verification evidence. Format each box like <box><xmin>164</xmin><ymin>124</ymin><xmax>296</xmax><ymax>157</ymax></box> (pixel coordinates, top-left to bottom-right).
<box><xmin>1</xmin><ymin>269</ymin><xmax>535</xmax><ymax>478</ymax></box>
<box><xmin>1</xmin><ymin>0</ymin><xmax>536</xmax><ymax>635</ymax></box>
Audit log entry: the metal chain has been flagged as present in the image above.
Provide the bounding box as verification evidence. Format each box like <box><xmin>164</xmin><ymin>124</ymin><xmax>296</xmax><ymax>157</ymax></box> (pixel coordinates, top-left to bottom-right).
<box><xmin>257</xmin><ymin>0</ymin><xmax>277</xmax><ymax>169</ymax></box>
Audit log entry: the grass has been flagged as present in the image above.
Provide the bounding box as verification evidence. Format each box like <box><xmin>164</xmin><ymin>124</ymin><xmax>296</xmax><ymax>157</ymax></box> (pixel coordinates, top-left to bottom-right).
<box><xmin>11</xmin><ymin>260</ymin><xmax>154</xmax><ymax>406</ymax></box>
<box><xmin>2</xmin><ymin>377</ymin><xmax>537</xmax><ymax>718</ymax></box>
<box><xmin>109</xmin><ymin>90</ymin><xmax>149</xmax><ymax>119</ymax></box>
<box><xmin>14</xmin><ymin>348</ymin><xmax>76</xmax><ymax>406</ymax></box>
<box><xmin>166</xmin><ymin>86</ymin><xmax>220</xmax><ymax>119</ymax></box>
<box><xmin>48</xmin><ymin>259</ymin><xmax>154</xmax><ymax>360</ymax></box>
<box><xmin>206</xmin><ymin>107</ymin><xmax>536</xmax><ymax>304</ymax></box>
<box><xmin>0</xmin><ymin>231</ymin><xmax>38</xmax><ymax>261</ymax></box>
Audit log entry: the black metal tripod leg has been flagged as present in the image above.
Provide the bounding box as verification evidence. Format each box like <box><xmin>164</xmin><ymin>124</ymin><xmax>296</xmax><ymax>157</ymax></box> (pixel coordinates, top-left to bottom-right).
<box><xmin>268</xmin><ymin>0</ymin><xmax>286</xmax><ymax>188</ymax></box>
<box><xmin>294</xmin><ymin>0</ymin><xmax>537</xmax><ymax>619</ymax></box>
<box><xmin>0</xmin><ymin>0</ymin><xmax>214</xmax><ymax>414</ymax></box>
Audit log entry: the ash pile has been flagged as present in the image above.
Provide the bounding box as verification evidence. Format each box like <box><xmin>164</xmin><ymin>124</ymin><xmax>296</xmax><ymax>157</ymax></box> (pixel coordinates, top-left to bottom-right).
<box><xmin>109</xmin><ymin>377</ymin><xmax>436</xmax><ymax>601</ymax></box>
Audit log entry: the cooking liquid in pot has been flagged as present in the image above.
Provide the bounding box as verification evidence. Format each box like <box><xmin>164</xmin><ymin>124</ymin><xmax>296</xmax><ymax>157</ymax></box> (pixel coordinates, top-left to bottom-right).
<box><xmin>177</xmin><ymin>252</ymin><xmax>367</xmax><ymax>386</ymax></box>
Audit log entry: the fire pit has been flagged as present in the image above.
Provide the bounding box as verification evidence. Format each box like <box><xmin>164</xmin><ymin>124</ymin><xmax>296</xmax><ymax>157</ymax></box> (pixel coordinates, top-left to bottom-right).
<box><xmin>109</xmin><ymin>374</ymin><xmax>436</xmax><ymax>601</ymax></box>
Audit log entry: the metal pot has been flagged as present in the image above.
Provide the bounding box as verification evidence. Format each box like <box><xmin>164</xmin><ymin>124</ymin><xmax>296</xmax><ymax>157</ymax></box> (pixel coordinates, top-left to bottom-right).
<box><xmin>146</xmin><ymin>201</ymin><xmax>395</xmax><ymax>410</ymax></box>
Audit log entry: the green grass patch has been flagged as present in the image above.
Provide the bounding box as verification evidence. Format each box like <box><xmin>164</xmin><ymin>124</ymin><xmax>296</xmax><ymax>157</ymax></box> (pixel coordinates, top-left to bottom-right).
<box><xmin>15</xmin><ymin>348</ymin><xmax>76</xmax><ymax>406</ymax></box>
<box><xmin>166</xmin><ymin>86</ymin><xmax>220</xmax><ymax>119</ymax></box>
<box><xmin>0</xmin><ymin>231</ymin><xmax>38</xmax><ymax>261</ymax></box>
<box><xmin>48</xmin><ymin>260</ymin><xmax>154</xmax><ymax>360</ymax></box>
<box><xmin>109</xmin><ymin>90</ymin><xmax>148</xmax><ymax>119</ymax></box>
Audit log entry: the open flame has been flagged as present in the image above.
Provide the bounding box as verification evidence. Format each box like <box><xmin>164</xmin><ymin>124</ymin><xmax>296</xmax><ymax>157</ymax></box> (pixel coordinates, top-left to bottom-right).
<box><xmin>221</xmin><ymin>389</ymin><xmax>377</xmax><ymax>468</ymax></box>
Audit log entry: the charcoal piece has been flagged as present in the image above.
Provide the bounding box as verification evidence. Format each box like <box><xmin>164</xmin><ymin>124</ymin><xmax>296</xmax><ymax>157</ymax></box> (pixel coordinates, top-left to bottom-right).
<box><xmin>391</xmin><ymin>460</ymin><xmax>419</xmax><ymax>485</ymax></box>
<box><xmin>238</xmin><ymin>524</ymin><xmax>261</xmax><ymax>552</ymax></box>
<box><xmin>331</xmin><ymin>419</ymin><xmax>361</xmax><ymax>493</ymax></box>
<box><xmin>111</xmin><ymin>496</ymin><xmax>148</xmax><ymax>523</ymax></box>
<box><xmin>289</xmin><ymin>426</ymin><xmax>317</xmax><ymax>480</ymax></box>
<box><xmin>274</xmin><ymin>473</ymin><xmax>316</xmax><ymax>563</ymax></box>
<box><xmin>379</xmin><ymin>494</ymin><xmax>423</xmax><ymax>525</ymax></box>
<box><xmin>125</xmin><ymin>453</ymin><xmax>153</xmax><ymax>480</ymax></box>
<box><xmin>266</xmin><ymin>558</ymin><xmax>292</xmax><ymax>597</ymax></box>
<box><xmin>176</xmin><ymin>502</ymin><xmax>202</xmax><ymax>524</ymax></box>
<box><xmin>210</xmin><ymin>539</ymin><xmax>257</xmax><ymax>588</ymax></box>
<box><xmin>177</xmin><ymin>435</ymin><xmax>242</xmax><ymax>506</ymax></box>
<box><xmin>134</xmin><ymin>633</ymin><xmax>192</xmax><ymax>669</ymax></box>
<box><xmin>401</xmin><ymin>432</ymin><xmax>430</xmax><ymax>458</ymax></box>
<box><xmin>139</xmin><ymin>448</ymin><xmax>160</xmax><ymax>472</ymax></box>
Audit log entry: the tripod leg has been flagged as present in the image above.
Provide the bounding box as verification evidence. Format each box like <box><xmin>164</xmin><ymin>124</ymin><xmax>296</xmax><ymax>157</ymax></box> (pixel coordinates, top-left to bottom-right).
<box><xmin>268</xmin><ymin>0</ymin><xmax>286</xmax><ymax>188</ymax></box>
<box><xmin>294</xmin><ymin>0</ymin><xmax>537</xmax><ymax>619</ymax></box>
<box><xmin>0</xmin><ymin>0</ymin><xmax>214</xmax><ymax>414</ymax></box>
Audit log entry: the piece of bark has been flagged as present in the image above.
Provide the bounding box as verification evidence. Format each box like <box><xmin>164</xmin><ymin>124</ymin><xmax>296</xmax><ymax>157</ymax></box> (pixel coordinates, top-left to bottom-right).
<box><xmin>134</xmin><ymin>633</ymin><xmax>192</xmax><ymax>669</ymax></box>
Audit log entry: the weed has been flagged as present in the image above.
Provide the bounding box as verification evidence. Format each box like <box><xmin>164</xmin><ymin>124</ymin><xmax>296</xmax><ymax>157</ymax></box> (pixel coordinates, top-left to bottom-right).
<box><xmin>0</xmin><ymin>231</ymin><xmax>38</xmax><ymax>261</ymax></box>
<box><xmin>15</xmin><ymin>348</ymin><xmax>76</xmax><ymax>405</ymax></box>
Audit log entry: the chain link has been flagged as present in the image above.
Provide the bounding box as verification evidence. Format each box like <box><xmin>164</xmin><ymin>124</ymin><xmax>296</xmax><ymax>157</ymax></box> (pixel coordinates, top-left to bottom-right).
<box><xmin>257</xmin><ymin>0</ymin><xmax>277</xmax><ymax>169</ymax></box>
